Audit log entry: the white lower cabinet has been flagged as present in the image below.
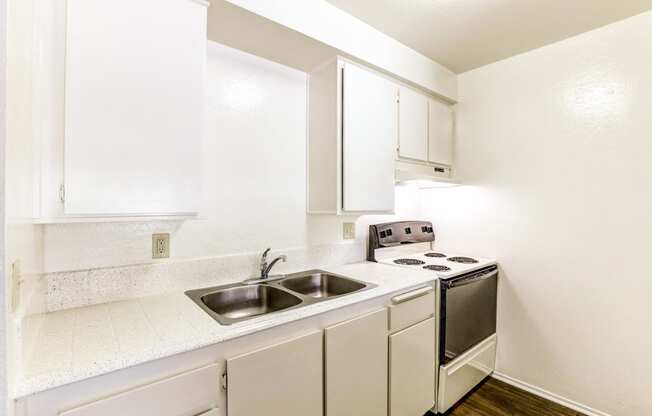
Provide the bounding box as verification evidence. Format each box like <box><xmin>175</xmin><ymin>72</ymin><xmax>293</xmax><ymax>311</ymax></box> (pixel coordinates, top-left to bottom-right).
<box><xmin>58</xmin><ymin>364</ymin><xmax>220</xmax><ymax>416</ymax></box>
<box><xmin>389</xmin><ymin>318</ymin><xmax>436</xmax><ymax>416</ymax></box>
<box><xmin>225</xmin><ymin>331</ymin><xmax>323</xmax><ymax>416</ymax></box>
<box><xmin>325</xmin><ymin>309</ymin><xmax>388</xmax><ymax>416</ymax></box>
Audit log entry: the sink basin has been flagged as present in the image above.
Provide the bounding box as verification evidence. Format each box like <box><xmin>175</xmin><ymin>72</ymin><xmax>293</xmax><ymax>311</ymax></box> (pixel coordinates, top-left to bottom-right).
<box><xmin>195</xmin><ymin>285</ymin><xmax>303</xmax><ymax>325</ymax></box>
<box><xmin>186</xmin><ymin>270</ymin><xmax>376</xmax><ymax>325</ymax></box>
<box><xmin>280</xmin><ymin>272</ymin><xmax>367</xmax><ymax>299</ymax></box>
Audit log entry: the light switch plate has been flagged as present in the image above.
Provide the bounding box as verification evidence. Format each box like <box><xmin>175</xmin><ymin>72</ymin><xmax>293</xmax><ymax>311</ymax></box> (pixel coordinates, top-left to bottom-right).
<box><xmin>343</xmin><ymin>222</ymin><xmax>356</xmax><ymax>240</ymax></box>
<box><xmin>10</xmin><ymin>260</ymin><xmax>20</xmax><ymax>313</ymax></box>
<box><xmin>152</xmin><ymin>233</ymin><xmax>170</xmax><ymax>259</ymax></box>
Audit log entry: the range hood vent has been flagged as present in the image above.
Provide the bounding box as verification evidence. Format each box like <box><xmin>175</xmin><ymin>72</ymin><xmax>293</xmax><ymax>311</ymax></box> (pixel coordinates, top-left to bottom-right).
<box><xmin>395</xmin><ymin>160</ymin><xmax>458</xmax><ymax>188</ymax></box>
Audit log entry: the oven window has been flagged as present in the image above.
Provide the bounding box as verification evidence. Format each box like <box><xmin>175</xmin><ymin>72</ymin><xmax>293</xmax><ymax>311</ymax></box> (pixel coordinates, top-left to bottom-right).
<box><xmin>441</xmin><ymin>273</ymin><xmax>497</xmax><ymax>364</ymax></box>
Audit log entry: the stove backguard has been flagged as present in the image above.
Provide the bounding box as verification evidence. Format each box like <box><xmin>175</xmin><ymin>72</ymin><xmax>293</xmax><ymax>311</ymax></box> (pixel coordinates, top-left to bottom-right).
<box><xmin>367</xmin><ymin>221</ymin><xmax>435</xmax><ymax>261</ymax></box>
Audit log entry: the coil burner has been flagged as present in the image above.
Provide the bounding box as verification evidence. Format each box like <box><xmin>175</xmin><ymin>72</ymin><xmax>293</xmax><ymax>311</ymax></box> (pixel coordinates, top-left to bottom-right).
<box><xmin>423</xmin><ymin>265</ymin><xmax>451</xmax><ymax>272</ymax></box>
<box><xmin>447</xmin><ymin>256</ymin><xmax>478</xmax><ymax>264</ymax></box>
<box><xmin>393</xmin><ymin>258</ymin><xmax>426</xmax><ymax>266</ymax></box>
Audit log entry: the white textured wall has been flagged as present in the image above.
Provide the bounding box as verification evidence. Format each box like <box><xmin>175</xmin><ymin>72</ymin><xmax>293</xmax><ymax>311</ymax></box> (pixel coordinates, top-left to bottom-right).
<box><xmin>42</xmin><ymin>42</ymin><xmax>418</xmax><ymax>273</ymax></box>
<box><xmin>420</xmin><ymin>12</ymin><xmax>652</xmax><ymax>416</ymax></box>
<box><xmin>5</xmin><ymin>0</ymin><xmax>35</xmax><ymax>223</ymax></box>
<box><xmin>1</xmin><ymin>0</ymin><xmax>8</xmax><ymax>411</ymax></box>
<box><xmin>5</xmin><ymin>0</ymin><xmax>43</xmax><ymax>412</ymax></box>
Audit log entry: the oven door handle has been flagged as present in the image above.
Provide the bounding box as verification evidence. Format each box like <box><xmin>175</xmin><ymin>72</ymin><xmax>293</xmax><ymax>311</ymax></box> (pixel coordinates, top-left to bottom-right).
<box><xmin>444</xmin><ymin>268</ymin><xmax>498</xmax><ymax>289</ymax></box>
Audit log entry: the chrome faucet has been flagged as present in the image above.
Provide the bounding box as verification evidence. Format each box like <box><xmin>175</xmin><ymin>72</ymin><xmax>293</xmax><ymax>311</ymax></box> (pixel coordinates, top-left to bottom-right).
<box><xmin>259</xmin><ymin>248</ymin><xmax>287</xmax><ymax>279</ymax></box>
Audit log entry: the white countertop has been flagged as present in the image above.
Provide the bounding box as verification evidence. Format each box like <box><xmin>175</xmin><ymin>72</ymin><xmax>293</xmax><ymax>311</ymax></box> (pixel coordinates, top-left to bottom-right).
<box><xmin>16</xmin><ymin>262</ymin><xmax>438</xmax><ymax>398</ymax></box>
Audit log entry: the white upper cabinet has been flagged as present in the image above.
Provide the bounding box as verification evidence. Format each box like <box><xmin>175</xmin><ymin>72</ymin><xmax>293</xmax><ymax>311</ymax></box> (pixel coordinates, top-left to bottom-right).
<box><xmin>62</xmin><ymin>0</ymin><xmax>206</xmax><ymax>216</ymax></box>
<box><xmin>428</xmin><ymin>98</ymin><xmax>454</xmax><ymax>166</ymax></box>
<box><xmin>342</xmin><ymin>63</ymin><xmax>397</xmax><ymax>212</ymax></box>
<box><xmin>398</xmin><ymin>86</ymin><xmax>429</xmax><ymax>162</ymax></box>
<box><xmin>308</xmin><ymin>58</ymin><xmax>397</xmax><ymax>215</ymax></box>
<box><xmin>308</xmin><ymin>57</ymin><xmax>455</xmax><ymax>214</ymax></box>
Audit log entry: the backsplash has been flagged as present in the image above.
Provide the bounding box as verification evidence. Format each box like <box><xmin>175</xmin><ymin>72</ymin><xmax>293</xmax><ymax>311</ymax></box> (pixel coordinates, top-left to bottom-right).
<box><xmin>29</xmin><ymin>241</ymin><xmax>365</xmax><ymax>314</ymax></box>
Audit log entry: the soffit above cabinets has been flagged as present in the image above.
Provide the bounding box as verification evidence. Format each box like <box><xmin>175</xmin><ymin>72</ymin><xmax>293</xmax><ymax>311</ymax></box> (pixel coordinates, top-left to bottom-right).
<box><xmin>207</xmin><ymin>1</ymin><xmax>337</xmax><ymax>73</ymax></box>
<box><xmin>207</xmin><ymin>0</ymin><xmax>457</xmax><ymax>102</ymax></box>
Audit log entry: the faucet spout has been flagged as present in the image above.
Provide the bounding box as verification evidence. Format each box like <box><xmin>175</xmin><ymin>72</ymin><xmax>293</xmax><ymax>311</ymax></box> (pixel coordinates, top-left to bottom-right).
<box><xmin>262</xmin><ymin>255</ymin><xmax>287</xmax><ymax>278</ymax></box>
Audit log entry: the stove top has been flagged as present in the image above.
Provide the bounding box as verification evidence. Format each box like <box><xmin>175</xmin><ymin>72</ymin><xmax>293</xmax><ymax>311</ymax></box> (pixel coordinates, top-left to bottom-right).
<box><xmin>378</xmin><ymin>249</ymin><xmax>494</xmax><ymax>278</ymax></box>
<box><xmin>368</xmin><ymin>220</ymin><xmax>495</xmax><ymax>278</ymax></box>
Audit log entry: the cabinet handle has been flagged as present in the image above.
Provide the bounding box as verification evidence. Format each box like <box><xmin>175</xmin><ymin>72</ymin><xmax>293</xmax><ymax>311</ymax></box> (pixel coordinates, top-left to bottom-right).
<box><xmin>391</xmin><ymin>286</ymin><xmax>433</xmax><ymax>304</ymax></box>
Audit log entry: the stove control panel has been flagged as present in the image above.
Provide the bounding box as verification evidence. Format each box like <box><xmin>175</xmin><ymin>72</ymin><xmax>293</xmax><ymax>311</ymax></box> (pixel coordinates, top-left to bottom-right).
<box><xmin>368</xmin><ymin>221</ymin><xmax>435</xmax><ymax>261</ymax></box>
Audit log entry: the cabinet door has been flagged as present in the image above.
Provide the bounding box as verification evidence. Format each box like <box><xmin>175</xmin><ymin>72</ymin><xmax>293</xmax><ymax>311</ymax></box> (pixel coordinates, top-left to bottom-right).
<box><xmin>226</xmin><ymin>331</ymin><xmax>322</xmax><ymax>416</ymax></box>
<box><xmin>428</xmin><ymin>99</ymin><xmax>454</xmax><ymax>166</ymax></box>
<box><xmin>325</xmin><ymin>309</ymin><xmax>388</xmax><ymax>416</ymax></box>
<box><xmin>64</xmin><ymin>0</ymin><xmax>205</xmax><ymax>215</ymax></box>
<box><xmin>342</xmin><ymin>63</ymin><xmax>397</xmax><ymax>212</ymax></box>
<box><xmin>398</xmin><ymin>87</ymin><xmax>428</xmax><ymax>161</ymax></box>
<box><xmin>389</xmin><ymin>318</ymin><xmax>436</xmax><ymax>416</ymax></box>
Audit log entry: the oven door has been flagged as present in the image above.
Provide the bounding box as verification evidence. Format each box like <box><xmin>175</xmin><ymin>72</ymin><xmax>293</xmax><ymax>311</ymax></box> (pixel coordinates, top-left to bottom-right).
<box><xmin>440</xmin><ymin>266</ymin><xmax>498</xmax><ymax>364</ymax></box>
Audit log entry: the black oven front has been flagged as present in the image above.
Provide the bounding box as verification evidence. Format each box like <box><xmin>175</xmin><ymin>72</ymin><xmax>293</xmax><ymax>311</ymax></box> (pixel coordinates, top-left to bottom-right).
<box><xmin>439</xmin><ymin>266</ymin><xmax>498</xmax><ymax>365</ymax></box>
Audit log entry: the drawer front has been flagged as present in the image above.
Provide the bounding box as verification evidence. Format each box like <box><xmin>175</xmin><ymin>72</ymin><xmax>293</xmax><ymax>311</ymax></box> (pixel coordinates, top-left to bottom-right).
<box><xmin>438</xmin><ymin>335</ymin><xmax>497</xmax><ymax>413</ymax></box>
<box><xmin>59</xmin><ymin>364</ymin><xmax>220</xmax><ymax>416</ymax></box>
<box><xmin>389</xmin><ymin>286</ymin><xmax>435</xmax><ymax>332</ymax></box>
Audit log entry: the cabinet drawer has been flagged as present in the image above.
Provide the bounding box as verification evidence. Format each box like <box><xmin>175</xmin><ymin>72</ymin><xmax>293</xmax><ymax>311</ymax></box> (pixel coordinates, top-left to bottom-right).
<box><xmin>438</xmin><ymin>335</ymin><xmax>497</xmax><ymax>413</ymax></box>
<box><xmin>388</xmin><ymin>286</ymin><xmax>435</xmax><ymax>332</ymax></box>
<box><xmin>59</xmin><ymin>364</ymin><xmax>220</xmax><ymax>416</ymax></box>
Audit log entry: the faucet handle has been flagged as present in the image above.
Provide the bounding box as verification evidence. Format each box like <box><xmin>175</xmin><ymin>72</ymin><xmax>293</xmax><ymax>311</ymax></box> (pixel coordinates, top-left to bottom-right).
<box><xmin>260</xmin><ymin>248</ymin><xmax>272</xmax><ymax>274</ymax></box>
<box><xmin>261</xmin><ymin>248</ymin><xmax>271</xmax><ymax>263</ymax></box>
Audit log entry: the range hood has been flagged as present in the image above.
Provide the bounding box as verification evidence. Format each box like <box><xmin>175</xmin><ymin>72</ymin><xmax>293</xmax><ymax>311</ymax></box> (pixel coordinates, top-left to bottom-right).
<box><xmin>395</xmin><ymin>160</ymin><xmax>458</xmax><ymax>188</ymax></box>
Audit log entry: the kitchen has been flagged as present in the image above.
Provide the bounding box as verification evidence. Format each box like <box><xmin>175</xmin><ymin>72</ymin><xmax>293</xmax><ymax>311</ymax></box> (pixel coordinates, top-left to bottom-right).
<box><xmin>2</xmin><ymin>1</ymin><xmax>651</xmax><ymax>416</ymax></box>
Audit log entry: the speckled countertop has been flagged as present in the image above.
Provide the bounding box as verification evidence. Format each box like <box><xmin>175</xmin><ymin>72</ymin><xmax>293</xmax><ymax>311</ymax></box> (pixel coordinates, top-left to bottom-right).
<box><xmin>16</xmin><ymin>262</ymin><xmax>438</xmax><ymax>398</ymax></box>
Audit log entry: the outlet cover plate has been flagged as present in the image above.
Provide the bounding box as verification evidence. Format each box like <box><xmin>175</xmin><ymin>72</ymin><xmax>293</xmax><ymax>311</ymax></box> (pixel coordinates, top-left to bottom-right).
<box><xmin>152</xmin><ymin>233</ymin><xmax>170</xmax><ymax>259</ymax></box>
<box><xmin>343</xmin><ymin>222</ymin><xmax>356</xmax><ymax>240</ymax></box>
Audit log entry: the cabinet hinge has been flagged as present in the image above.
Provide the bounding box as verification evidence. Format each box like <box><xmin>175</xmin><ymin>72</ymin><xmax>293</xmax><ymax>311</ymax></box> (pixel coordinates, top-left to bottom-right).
<box><xmin>59</xmin><ymin>184</ymin><xmax>65</xmax><ymax>203</ymax></box>
<box><xmin>221</xmin><ymin>371</ymin><xmax>228</xmax><ymax>391</ymax></box>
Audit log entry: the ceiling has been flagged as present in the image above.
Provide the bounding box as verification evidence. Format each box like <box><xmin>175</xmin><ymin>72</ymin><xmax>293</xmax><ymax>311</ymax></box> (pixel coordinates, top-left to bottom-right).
<box><xmin>325</xmin><ymin>0</ymin><xmax>652</xmax><ymax>73</ymax></box>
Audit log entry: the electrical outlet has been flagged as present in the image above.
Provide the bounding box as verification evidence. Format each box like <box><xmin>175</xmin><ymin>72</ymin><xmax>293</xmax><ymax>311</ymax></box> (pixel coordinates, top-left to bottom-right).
<box><xmin>152</xmin><ymin>233</ymin><xmax>170</xmax><ymax>259</ymax></box>
<box><xmin>343</xmin><ymin>222</ymin><xmax>356</xmax><ymax>240</ymax></box>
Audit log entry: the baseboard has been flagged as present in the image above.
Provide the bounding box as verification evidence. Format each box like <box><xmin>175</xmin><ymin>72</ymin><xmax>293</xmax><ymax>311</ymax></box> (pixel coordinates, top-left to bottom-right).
<box><xmin>492</xmin><ymin>371</ymin><xmax>612</xmax><ymax>416</ymax></box>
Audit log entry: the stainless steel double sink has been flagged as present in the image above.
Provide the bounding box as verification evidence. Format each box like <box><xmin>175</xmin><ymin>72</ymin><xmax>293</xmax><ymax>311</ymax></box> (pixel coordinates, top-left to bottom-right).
<box><xmin>185</xmin><ymin>270</ymin><xmax>376</xmax><ymax>325</ymax></box>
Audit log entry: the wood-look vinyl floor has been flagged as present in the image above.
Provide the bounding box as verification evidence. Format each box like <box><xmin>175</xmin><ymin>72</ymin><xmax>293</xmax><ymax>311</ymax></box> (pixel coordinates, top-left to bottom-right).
<box><xmin>434</xmin><ymin>377</ymin><xmax>586</xmax><ymax>416</ymax></box>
